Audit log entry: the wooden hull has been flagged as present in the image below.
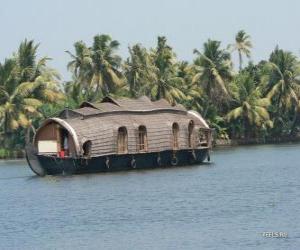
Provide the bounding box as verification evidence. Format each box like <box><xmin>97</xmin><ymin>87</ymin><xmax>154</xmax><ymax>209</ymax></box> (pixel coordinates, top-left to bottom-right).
<box><xmin>28</xmin><ymin>148</ymin><xmax>210</xmax><ymax>176</ymax></box>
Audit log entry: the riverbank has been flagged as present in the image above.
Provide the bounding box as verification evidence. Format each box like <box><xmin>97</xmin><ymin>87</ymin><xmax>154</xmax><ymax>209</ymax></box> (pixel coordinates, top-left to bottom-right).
<box><xmin>2</xmin><ymin>136</ymin><xmax>300</xmax><ymax>159</ymax></box>
<box><xmin>215</xmin><ymin>136</ymin><xmax>300</xmax><ymax>147</ymax></box>
<box><xmin>0</xmin><ymin>148</ymin><xmax>25</xmax><ymax>159</ymax></box>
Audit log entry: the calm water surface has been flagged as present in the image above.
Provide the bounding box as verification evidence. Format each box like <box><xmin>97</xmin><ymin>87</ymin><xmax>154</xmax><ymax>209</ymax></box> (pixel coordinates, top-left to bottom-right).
<box><xmin>0</xmin><ymin>144</ymin><xmax>300</xmax><ymax>250</ymax></box>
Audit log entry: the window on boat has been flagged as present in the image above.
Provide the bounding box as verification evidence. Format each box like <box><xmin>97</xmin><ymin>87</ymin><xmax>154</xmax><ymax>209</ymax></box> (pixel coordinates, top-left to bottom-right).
<box><xmin>138</xmin><ymin>125</ymin><xmax>148</xmax><ymax>152</ymax></box>
<box><xmin>172</xmin><ymin>123</ymin><xmax>179</xmax><ymax>150</ymax></box>
<box><xmin>83</xmin><ymin>140</ymin><xmax>92</xmax><ymax>157</ymax></box>
<box><xmin>117</xmin><ymin>127</ymin><xmax>128</xmax><ymax>154</ymax></box>
<box><xmin>188</xmin><ymin>120</ymin><xmax>194</xmax><ymax>148</ymax></box>
<box><xmin>199</xmin><ymin>129</ymin><xmax>208</xmax><ymax>147</ymax></box>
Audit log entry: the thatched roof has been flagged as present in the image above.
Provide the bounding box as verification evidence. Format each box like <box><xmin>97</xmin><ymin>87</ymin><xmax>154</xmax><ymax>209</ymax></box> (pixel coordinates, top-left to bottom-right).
<box><xmin>43</xmin><ymin>96</ymin><xmax>210</xmax><ymax>157</ymax></box>
<box><xmin>78</xmin><ymin>96</ymin><xmax>186</xmax><ymax>113</ymax></box>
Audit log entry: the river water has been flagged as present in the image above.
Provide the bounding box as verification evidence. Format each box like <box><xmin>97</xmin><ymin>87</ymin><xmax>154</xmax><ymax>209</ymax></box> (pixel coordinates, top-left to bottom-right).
<box><xmin>0</xmin><ymin>143</ymin><xmax>299</xmax><ymax>250</ymax></box>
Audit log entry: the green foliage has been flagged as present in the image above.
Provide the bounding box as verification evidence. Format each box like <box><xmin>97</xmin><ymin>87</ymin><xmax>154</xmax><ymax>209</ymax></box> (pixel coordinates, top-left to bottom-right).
<box><xmin>226</xmin><ymin>71</ymin><xmax>272</xmax><ymax>138</ymax></box>
<box><xmin>66</xmin><ymin>34</ymin><xmax>124</xmax><ymax>101</ymax></box>
<box><xmin>0</xmin><ymin>40</ymin><xmax>64</xmax><ymax>150</ymax></box>
<box><xmin>228</xmin><ymin>30</ymin><xmax>252</xmax><ymax>71</ymax></box>
<box><xmin>193</xmin><ymin>39</ymin><xmax>233</xmax><ymax>112</ymax></box>
<box><xmin>2</xmin><ymin>32</ymin><xmax>300</xmax><ymax>156</ymax></box>
<box><xmin>124</xmin><ymin>44</ymin><xmax>156</xmax><ymax>98</ymax></box>
<box><xmin>124</xmin><ymin>37</ymin><xmax>185</xmax><ymax>104</ymax></box>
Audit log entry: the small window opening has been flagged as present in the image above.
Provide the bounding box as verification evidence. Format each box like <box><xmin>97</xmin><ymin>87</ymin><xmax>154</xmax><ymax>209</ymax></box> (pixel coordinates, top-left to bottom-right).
<box><xmin>188</xmin><ymin>120</ymin><xmax>194</xmax><ymax>148</ymax></box>
<box><xmin>83</xmin><ymin>140</ymin><xmax>92</xmax><ymax>157</ymax></box>
<box><xmin>138</xmin><ymin>126</ymin><xmax>148</xmax><ymax>152</ymax></box>
<box><xmin>117</xmin><ymin>127</ymin><xmax>128</xmax><ymax>154</ymax></box>
<box><xmin>172</xmin><ymin>123</ymin><xmax>179</xmax><ymax>150</ymax></box>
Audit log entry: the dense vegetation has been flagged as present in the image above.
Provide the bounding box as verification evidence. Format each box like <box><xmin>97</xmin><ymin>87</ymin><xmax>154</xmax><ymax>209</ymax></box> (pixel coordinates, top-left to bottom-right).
<box><xmin>1</xmin><ymin>31</ymin><xmax>300</xmax><ymax>156</ymax></box>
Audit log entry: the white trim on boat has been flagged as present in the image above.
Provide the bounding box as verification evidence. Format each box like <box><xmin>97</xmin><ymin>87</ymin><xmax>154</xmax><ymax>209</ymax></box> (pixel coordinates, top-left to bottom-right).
<box><xmin>187</xmin><ymin>110</ymin><xmax>210</xmax><ymax>128</ymax></box>
<box><xmin>34</xmin><ymin>117</ymin><xmax>81</xmax><ymax>156</ymax></box>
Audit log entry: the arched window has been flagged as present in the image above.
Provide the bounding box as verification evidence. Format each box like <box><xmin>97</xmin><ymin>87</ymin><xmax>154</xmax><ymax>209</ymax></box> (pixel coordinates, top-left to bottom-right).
<box><xmin>117</xmin><ymin>127</ymin><xmax>128</xmax><ymax>153</ymax></box>
<box><xmin>188</xmin><ymin>120</ymin><xmax>194</xmax><ymax>148</ymax></box>
<box><xmin>172</xmin><ymin>123</ymin><xmax>179</xmax><ymax>150</ymax></box>
<box><xmin>83</xmin><ymin>140</ymin><xmax>92</xmax><ymax>157</ymax></box>
<box><xmin>138</xmin><ymin>126</ymin><xmax>148</xmax><ymax>152</ymax></box>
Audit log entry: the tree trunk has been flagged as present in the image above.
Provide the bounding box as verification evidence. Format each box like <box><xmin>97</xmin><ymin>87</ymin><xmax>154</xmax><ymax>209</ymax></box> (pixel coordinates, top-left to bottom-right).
<box><xmin>238</xmin><ymin>50</ymin><xmax>242</xmax><ymax>71</ymax></box>
<box><xmin>25</xmin><ymin>127</ymin><xmax>31</xmax><ymax>144</ymax></box>
<box><xmin>290</xmin><ymin>107</ymin><xmax>299</xmax><ymax>136</ymax></box>
<box><xmin>25</xmin><ymin>125</ymin><xmax>36</xmax><ymax>144</ymax></box>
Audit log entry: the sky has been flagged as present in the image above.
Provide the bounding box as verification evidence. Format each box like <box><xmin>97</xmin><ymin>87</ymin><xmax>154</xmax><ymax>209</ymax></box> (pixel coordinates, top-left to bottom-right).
<box><xmin>1</xmin><ymin>0</ymin><xmax>300</xmax><ymax>80</ymax></box>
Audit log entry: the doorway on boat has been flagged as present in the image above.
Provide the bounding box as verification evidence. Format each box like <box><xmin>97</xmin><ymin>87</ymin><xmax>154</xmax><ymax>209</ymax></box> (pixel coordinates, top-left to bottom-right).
<box><xmin>35</xmin><ymin>121</ymin><xmax>76</xmax><ymax>157</ymax></box>
<box><xmin>59</xmin><ymin>128</ymin><xmax>69</xmax><ymax>157</ymax></box>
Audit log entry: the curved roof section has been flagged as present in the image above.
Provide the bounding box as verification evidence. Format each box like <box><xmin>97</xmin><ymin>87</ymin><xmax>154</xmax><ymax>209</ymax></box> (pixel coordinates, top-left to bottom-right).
<box><xmin>63</xmin><ymin>112</ymin><xmax>202</xmax><ymax>157</ymax></box>
<box><xmin>78</xmin><ymin>96</ymin><xmax>186</xmax><ymax>115</ymax></box>
<box><xmin>39</xmin><ymin>96</ymin><xmax>210</xmax><ymax>157</ymax></box>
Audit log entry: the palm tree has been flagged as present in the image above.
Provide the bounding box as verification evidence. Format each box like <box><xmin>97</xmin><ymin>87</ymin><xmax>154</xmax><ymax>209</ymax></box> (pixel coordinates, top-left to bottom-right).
<box><xmin>143</xmin><ymin>36</ymin><xmax>185</xmax><ymax>104</ymax></box>
<box><xmin>64</xmin><ymin>80</ymin><xmax>85</xmax><ymax>106</ymax></box>
<box><xmin>0</xmin><ymin>78</ymin><xmax>61</xmax><ymax>131</ymax></box>
<box><xmin>228</xmin><ymin>30</ymin><xmax>252</xmax><ymax>71</ymax></box>
<box><xmin>0</xmin><ymin>40</ymin><xmax>64</xmax><ymax>147</ymax></box>
<box><xmin>193</xmin><ymin>39</ymin><xmax>232</xmax><ymax>114</ymax></box>
<box><xmin>176</xmin><ymin>61</ymin><xmax>203</xmax><ymax>111</ymax></box>
<box><xmin>66</xmin><ymin>41</ymin><xmax>93</xmax><ymax>88</ymax></box>
<box><xmin>263</xmin><ymin>47</ymin><xmax>300</xmax><ymax>135</ymax></box>
<box><xmin>91</xmin><ymin>34</ymin><xmax>123</xmax><ymax>95</ymax></box>
<box><xmin>66</xmin><ymin>35</ymin><xmax>123</xmax><ymax>99</ymax></box>
<box><xmin>226</xmin><ymin>72</ymin><xmax>272</xmax><ymax>138</ymax></box>
<box><xmin>17</xmin><ymin>39</ymin><xmax>39</xmax><ymax>82</ymax></box>
<box><xmin>124</xmin><ymin>44</ymin><xmax>156</xmax><ymax>97</ymax></box>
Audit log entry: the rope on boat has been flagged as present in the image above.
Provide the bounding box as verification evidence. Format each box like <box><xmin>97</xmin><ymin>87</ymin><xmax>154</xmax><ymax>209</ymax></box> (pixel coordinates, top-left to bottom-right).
<box><xmin>72</xmin><ymin>159</ymin><xmax>77</xmax><ymax>169</ymax></box>
<box><xmin>157</xmin><ymin>153</ymin><xmax>162</xmax><ymax>166</ymax></box>
<box><xmin>105</xmin><ymin>157</ymin><xmax>110</xmax><ymax>169</ymax></box>
<box><xmin>171</xmin><ymin>152</ymin><xmax>178</xmax><ymax>166</ymax></box>
<box><xmin>131</xmin><ymin>156</ymin><xmax>137</xmax><ymax>168</ymax></box>
<box><xmin>192</xmin><ymin>150</ymin><xmax>197</xmax><ymax>161</ymax></box>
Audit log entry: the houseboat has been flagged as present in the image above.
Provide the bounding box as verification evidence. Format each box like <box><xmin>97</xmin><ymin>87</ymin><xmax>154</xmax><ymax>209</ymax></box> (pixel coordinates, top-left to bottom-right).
<box><xmin>25</xmin><ymin>96</ymin><xmax>212</xmax><ymax>176</ymax></box>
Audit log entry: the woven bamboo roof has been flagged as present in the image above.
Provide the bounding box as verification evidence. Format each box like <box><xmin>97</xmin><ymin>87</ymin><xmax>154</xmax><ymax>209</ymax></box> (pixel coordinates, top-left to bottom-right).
<box><xmin>78</xmin><ymin>96</ymin><xmax>186</xmax><ymax>114</ymax></box>
<box><xmin>44</xmin><ymin>96</ymin><xmax>210</xmax><ymax>157</ymax></box>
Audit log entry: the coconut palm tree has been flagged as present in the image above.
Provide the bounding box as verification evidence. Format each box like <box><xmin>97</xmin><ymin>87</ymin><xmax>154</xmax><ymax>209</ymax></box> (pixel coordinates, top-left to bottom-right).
<box><xmin>263</xmin><ymin>47</ymin><xmax>300</xmax><ymax>135</ymax></box>
<box><xmin>66</xmin><ymin>35</ymin><xmax>123</xmax><ymax>98</ymax></box>
<box><xmin>228</xmin><ymin>30</ymin><xmax>252</xmax><ymax>71</ymax></box>
<box><xmin>143</xmin><ymin>36</ymin><xmax>185</xmax><ymax>104</ymax></box>
<box><xmin>226</xmin><ymin>72</ymin><xmax>272</xmax><ymax>138</ymax></box>
<box><xmin>64</xmin><ymin>80</ymin><xmax>85</xmax><ymax>106</ymax></box>
<box><xmin>0</xmin><ymin>77</ymin><xmax>62</xmax><ymax>132</ymax></box>
<box><xmin>176</xmin><ymin>61</ymin><xmax>203</xmax><ymax>111</ymax></box>
<box><xmin>17</xmin><ymin>39</ymin><xmax>40</xmax><ymax>82</ymax></box>
<box><xmin>124</xmin><ymin>44</ymin><xmax>156</xmax><ymax>97</ymax></box>
<box><xmin>265</xmin><ymin>47</ymin><xmax>300</xmax><ymax>108</ymax></box>
<box><xmin>193</xmin><ymin>39</ymin><xmax>232</xmax><ymax>114</ymax></box>
<box><xmin>90</xmin><ymin>34</ymin><xmax>123</xmax><ymax>95</ymax></box>
<box><xmin>0</xmin><ymin>41</ymin><xmax>64</xmax><ymax>147</ymax></box>
<box><xmin>66</xmin><ymin>41</ymin><xmax>93</xmax><ymax>88</ymax></box>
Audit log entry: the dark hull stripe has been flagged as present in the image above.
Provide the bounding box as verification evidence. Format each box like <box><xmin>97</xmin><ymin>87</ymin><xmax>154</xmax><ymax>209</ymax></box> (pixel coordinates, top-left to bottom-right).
<box><xmin>35</xmin><ymin>149</ymin><xmax>209</xmax><ymax>175</ymax></box>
